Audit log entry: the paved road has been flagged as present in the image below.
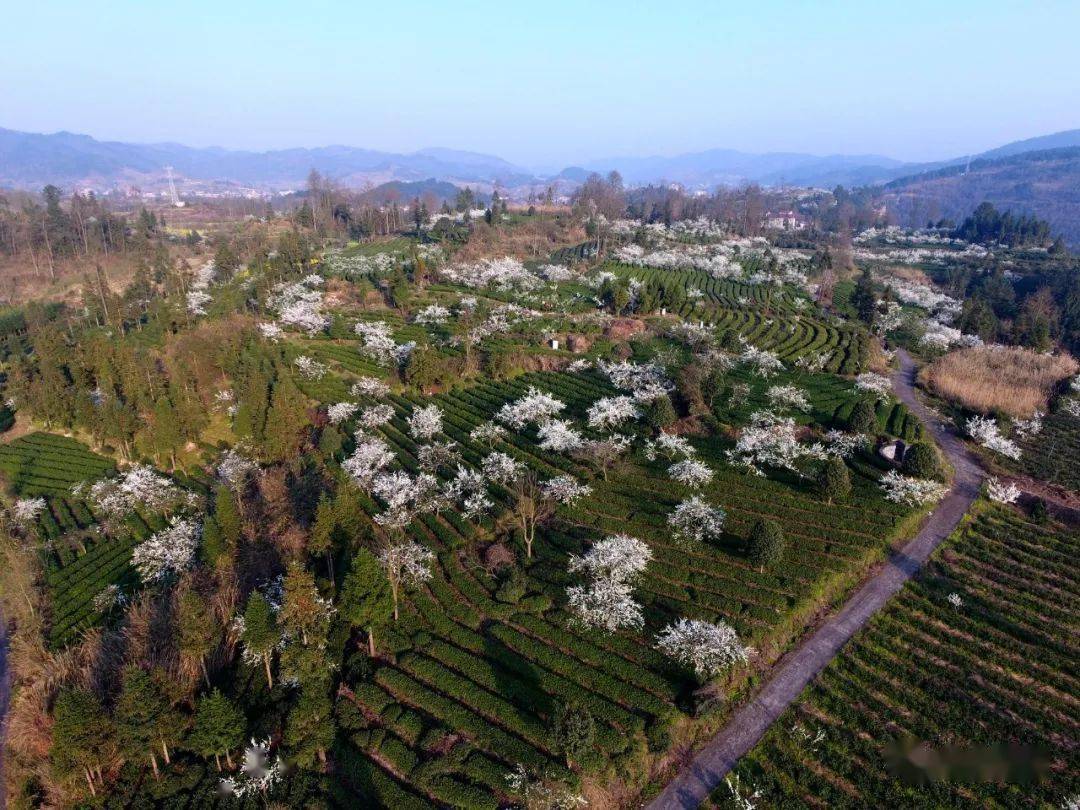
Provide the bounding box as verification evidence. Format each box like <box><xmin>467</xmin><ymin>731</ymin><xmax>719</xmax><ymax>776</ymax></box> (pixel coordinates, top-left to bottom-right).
<box><xmin>646</xmin><ymin>350</ymin><xmax>984</xmax><ymax>809</ymax></box>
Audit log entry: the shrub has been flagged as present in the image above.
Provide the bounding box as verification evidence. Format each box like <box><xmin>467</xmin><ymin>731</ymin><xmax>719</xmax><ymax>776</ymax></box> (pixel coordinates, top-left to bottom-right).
<box><xmin>816</xmin><ymin>457</ymin><xmax>851</xmax><ymax>504</ymax></box>
<box><xmin>747</xmin><ymin>519</ymin><xmax>785</xmax><ymax>571</ymax></box>
<box><xmin>644</xmin><ymin>396</ymin><xmax>677</xmax><ymax>430</ymax></box>
<box><xmin>552</xmin><ymin>703</ymin><xmax>596</xmax><ymax>767</ymax></box>
<box><xmin>847</xmin><ymin>400</ymin><xmax>876</xmax><ymax>433</ymax></box>
<box><xmin>902</xmin><ymin>442</ymin><xmax>940</xmax><ymax>480</ymax></box>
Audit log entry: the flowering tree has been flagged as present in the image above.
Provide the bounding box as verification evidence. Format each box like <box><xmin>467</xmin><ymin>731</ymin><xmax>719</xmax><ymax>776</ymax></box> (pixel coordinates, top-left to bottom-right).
<box><xmin>986</xmin><ymin>477</ymin><xmax>1021</xmax><ymax>504</ymax></box>
<box><xmin>568</xmin><ymin>533</ymin><xmax>652</xmax><ymax>584</ymax></box>
<box><xmin>966</xmin><ymin>415</ymin><xmax>1021</xmax><ymax>460</ymax></box>
<box><xmin>217</xmin><ymin>448</ymin><xmax>258</xmax><ymax>490</ymax></box>
<box><xmin>505</xmin><ymin>764</ymin><xmax>586</xmax><ymax>810</ymax></box>
<box><xmin>566</xmin><ymin>578</ymin><xmax>644</xmax><ymax>632</ymax></box>
<box><xmin>358</xmin><ymin>403</ymin><xmax>395</xmax><ymax>430</ymax></box>
<box><xmin>371</xmin><ymin>471</ymin><xmax>440</xmax><ymax>530</ymax></box>
<box><xmin>257</xmin><ymin>322</ymin><xmax>284</xmax><ymax>342</ymax></box>
<box><xmin>496</xmin><ymin>387</ymin><xmax>566</xmax><ymax>429</ymax></box>
<box><xmin>342</xmin><ymin>435</ymin><xmax>395</xmax><ymax>489</ymax></box>
<box><xmin>854</xmin><ymin>372</ymin><xmax>892</xmax><ymax>398</ymax></box>
<box><xmin>270</xmin><ymin>282</ymin><xmax>329</xmax><ymax>335</ymax></box>
<box><xmin>541</xmin><ymin>475</ymin><xmax>592</xmax><ymax>505</ymax></box>
<box><xmin>656</xmin><ymin>618</ymin><xmax>750</xmax><ymax>680</ymax></box>
<box><xmin>1011</xmin><ymin>411</ymin><xmax>1043</xmax><ymax>439</ymax></box>
<box><xmin>766</xmin><ymin>385</ymin><xmax>810</xmax><ymax>412</ymax></box>
<box><xmin>407</xmin><ymin>404</ymin><xmax>443</xmax><ymax>441</ymax></box>
<box><xmin>739</xmin><ymin>345</ymin><xmax>785</xmax><ymax>378</ymax></box>
<box><xmin>726</xmin><ymin>411</ymin><xmax>826</xmax><ymax>477</ymax></box>
<box><xmin>355</xmin><ymin>321</ymin><xmax>414</xmax><ymax>367</ymax></box>
<box><xmin>378</xmin><ymin>540</ymin><xmax>435</xmax><ymax>620</ymax></box>
<box><xmin>668</xmin><ymin>459</ymin><xmax>715</xmax><ymax>490</ymax></box>
<box><xmin>481</xmin><ymin>451</ymin><xmax>525</xmax><ymax>485</ymax></box>
<box><xmin>823</xmin><ymin>429</ymin><xmax>865</xmax><ymax>458</ymax></box>
<box><xmin>879</xmin><ymin>470</ymin><xmax>948</xmax><ymax>506</ymax></box>
<box><xmin>293</xmin><ymin>356</ymin><xmax>328</xmax><ymax>380</ymax></box>
<box><xmin>132</xmin><ymin>518</ymin><xmax>201</xmax><ymax>582</ymax></box>
<box><xmin>83</xmin><ymin>466</ymin><xmax>188</xmax><ymax>521</ymax></box>
<box><xmin>645</xmin><ymin>432</ymin><xmax>696</xmax><ymax>461</ymax></box>
<box><xmin>326</xmin><ymin>402</ymin><xmax>359</xmax><ymax>425</ymax></box>
<box><xmin>11</xmin><ymin>496</ymin><xmax>46</xmax><ymax>529</ymax></box>
<box><xmin>587</xmin><ymin>396</ymin><xmax>641</xmax><ymax>430</ymax></box>
<box><xmin>537</xmin><ymin>420</ymin><xmax>585</xmax><ymax>453</ymax></box>
<box><xmin>414</xmin><ymin>304</ymin><xmax>451</xmax><ymax>325</ymax></box>
<box><xmin>470</xmin><ymin>421</ymin><xmax>506</xmax><ymax>447</ymax></box>
<box><xmin>417</xmin><ymin>441</ymin><xmax>461</xmax><ymax>474</ymax></box>
<box><xmin>668</xmin><ymin>497</ymin><xmax>726</xmax><ymax>547</ymax></box>
<box><xmin>350</xmin><ymin>377</ymin><xmax>390</xmax><ymax>398</ymax></box>
<box><xmin>442</xmin><ymin>466</ymin><xmax>493</xmax><ymax>519</ymax></box>
<box><xmin>573</xmin><ymin>435</ymin><xmax>631</xmax><ymax>480</ymax></box>
<box><xmin>220</xmin><ymin>739</ymin><xmax>283</xmax><ymax>799</ymax></box>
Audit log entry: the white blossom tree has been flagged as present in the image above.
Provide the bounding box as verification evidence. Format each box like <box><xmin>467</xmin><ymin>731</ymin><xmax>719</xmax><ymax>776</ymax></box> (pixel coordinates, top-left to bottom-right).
<box><xmin>739</xmin><ymin>345</ymin><xmax>785</xmax><ymax>378</ymax></box>
<box><xmin>656</xmin><ymin>618</ymin><xmax>750</xmax><ymax>680</ymax></box>
<box><xmin>986</xmin><ymin>477</ymin><xmax>1021</xmax><ymax>504</ymax></box>
<box><xmin>217</xmin><ymin>448</ymin><xmax>258</xmax><ymax>490</ymax></box>
<box><xmin>568</xmin><ymin>533</ymin><xmax>652</xmax><ymax>584</ymax></box>
<box><xmin>327</xmin><ymin>402</ymin><xmax>359</xmax><ymax>425</ymax></box>
<box><xmin>351</xmin><ymin>377</ymin><xmax>391</xmax><ymax>398</ymax></box>
<box><xmin>132</xmin><ymin>518</ymin><xmax>201</xmax><ymax>582</ymax></box>
<box><xmin>854</xmin><ymin>372</ymin><xmax>892</xmax><ymax>398</ymax></box>
<box><xmin>378</xmin><ymin>540</ymin><xmax>435</xmax><ymax>620</ymax></box>
<box><xmin>342</xmin><ymin>435</ymin><xmax>395</xmax><ymax>489</ymax></box>
<box><xmin>407</xmin><ymin>404</ymin><xmax>444</xmax><ymax>441</ymax></box>
<box><xmin>496</xmin><ymin>387</ymin><xmax>566</xmax><ymax>429</ymax></box>
<box><xmin>966</xmin><ymin>415</ymin><xmax>1021</xmax><ymax>460</ymax></box>
<box><xmin>668</xmin><ymin>459</ymin><xmax>715</xmax><ymax>490</ymax></box>
<box><xmin>566</xmin><ymin>578</ymin><xmax>644</xmax><ymax>632</ymax></box>
<box><xmin>541</xmin><ymin>475</ymin><xmax>592</xmax><ymax>506</ymax></box>
<box><xmin>726</xmin><ymin>411</ymin><xmax>826</xmax><ymax>477</ymax></box>
<box><xmin>573</xmin><ymin>434</ymin><xmax>631</xmax><ymax>480</ymax></box>
<box><xmin>879</xmin><ymin>470</ymin><xmax>948</xmax><ymax>506</ymax></box>
<box><xmin>668</xmin><ymin>497</ymin><xmax>726</xmax><ymax>547</ymax></box>
<box><xmin>470</xmin><ymin>421</ymin><xmax>506</xmax><ymax>447</ymax></box>
<box><xmin>220</xmin><ymin>738</ymin><xmax>283</xmax><ymax>798</ymax></box>
<box><xmin>587</xmin><ymin>396</ymin><xmax>641</xmax><ymax>431</ymax></box>
<box><xmin>537</xmin><ymin>420</ymin><xmax>585</xmax><ymax>453</ymax></box>
<box><xmin>481</xmin><ymin>451</ymin><xmax>525</xmax><ymax>485</ymax></box>
<box><xmin>766</xmin><ymin>385</ymin><xmax>810</xmax><ymax>412</ymax></box>
<box><xmin>358</xmin><ymin>403</ymin><xmax>395</xmax><ymax>430</ymax></box>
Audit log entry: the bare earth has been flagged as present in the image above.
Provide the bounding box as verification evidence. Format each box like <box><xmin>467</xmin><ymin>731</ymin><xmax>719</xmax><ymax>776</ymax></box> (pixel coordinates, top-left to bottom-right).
<box><xmin>646</xmin><ymin>350</ymin><xmax>984</xmax><ymax>809</ymax></box>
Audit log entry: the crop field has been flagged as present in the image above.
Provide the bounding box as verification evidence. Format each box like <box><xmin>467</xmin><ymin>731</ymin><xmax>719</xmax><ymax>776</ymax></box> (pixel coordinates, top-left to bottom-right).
<box><xmin>1012</xmin><ymin>407</ymin><xmax>1080</xmax><ymax>491</ymax></box>
<box><xmin>330</xmin><ymin>369</ymin><xmax>917</xmax><ymax>807</ymax></box>
<box><xmin>715</xmin><ymin>505</ymin><xmax>1080</xmax><ymax>809</ymax></box>
<box><xmin>0</xmin><ymin>432</ymin><xmax>115</xmax><ymax>496</ymax></box>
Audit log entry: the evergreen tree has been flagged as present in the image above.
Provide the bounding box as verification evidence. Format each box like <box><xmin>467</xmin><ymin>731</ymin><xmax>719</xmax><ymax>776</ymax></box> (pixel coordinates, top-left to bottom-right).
<box><xmin>242</xmin><ymin>592</ymin><xmax>280</xmax><ymax>688</ymax></box>
<box><xmin>816</xmin><ymin>456</ymin><xmax>852</xmax><ymax>504</ymax></box>
<box><xmin>852</xmin><ymin>268</ymin><xmax>877</xmax><ymax>327</ymax></box>
<box><xmin>114</xmin><ymin>667</ymin><xmax>185</xmax><ymax>779</ymax></box>
<box><xmin>903</xmin><ymin>442</ymin><xmax>940</xmax><ymax>480</ymax></box>
<box><xmin>51</xmin><ymin>688</ymin><xmax>113</xmax><ymax>795</ymax></box>
<box><xmin>848</xmin><ymin>399</ymin><xmax>877</xmax><ymax>433</ymax></box>
<box><xmin>308</xmin><ymin>493</ymin><xmax>337</xmax><ymax>580</ymax></box>
<box><xmin>552</xmin><ymin>703</ymin><xmax>595</xmax><ymax>767</ymax></box>
<box><xmin>747</xmin><ymin>519</ymin><xmax>785</xmax><ymax>571</ymax></box>
<box><xmin>644</xmin><ymin>395</ymin><xmax>677</xmax><ymax>430</ymax></box>
<box><xmin>285</xmin><ymin>686</ymin><xmax>336</xmax><ymax>767</ymax></box>
<box><xmin>214</xmin><ymin>485</ymin><xmax>243</xmax><ymax>554</ymax></box>
<box><xmin>188</xmin><ymin>689</ymin><xmax>245</xmax><ymax>770</ymax></box>
<box><xmin>262</xmin><ymin>376</ymin><xmax>309</xmax><ymax>462</ymax></box>
<box><xmin>339</xmin><ymin>548</ymin><xmax>393</xmax><ymax>656</ymax></box>
<box><xmin>151</xmin><ymin>396</ymin><xmax>183</xmax><ymax>468</ymax></box>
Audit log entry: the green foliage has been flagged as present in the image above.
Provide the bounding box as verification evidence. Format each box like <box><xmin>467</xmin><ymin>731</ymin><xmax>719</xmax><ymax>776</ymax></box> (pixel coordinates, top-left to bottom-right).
<box><xmin>902</xmin><ymin>442</ymin><xmax>940</xmax><ymax>480</ymax></box>
<box><xmin>816</xmin><ymin>456</ymin><xmax>852</xmax><ymax>504</ymax></box>
<box><xmin>51</xmin><ymin>688</ymin><xmax>113</xmax><ymax>780</ymax></box>
<box><xmin>187</xmin><ymin>689</ymin><xmax>245</xmax><ymax>762</ymax></box>
<box><xmin>340</xmin><ymin>549</ymin><xmax>393</xmax><ymax>651</ymax></box>
<box><xmin>242</xmin><ymin>592</ymin><xmax>279</xmax><ymax>685</ymax></box>
<box><xmin>114</xmin><ymin>666</ymin><xmax>185</xmax><ymax>767</ymax></box>
<box><xmin>552</xmin><ymin>703</ymin><xmax>596</xmax><ymax>767</ymax></box>
<box><xmin>747</xmin><ymin>519</ymin><xmax>786</xmax><ymax>569</ymax></box>
<box><xmin>644</xmin><ymin>395</ymin><xmax>677</xmax><ymax>429</ymax></box>
<box><xmin>847</xmin><ymin>399</ymin><xmax>877</xmax><ymax>433</ymax></box>
<box><xmin>286</xmin><ymin>686</ymin><xmax>336</xmax><ymax>767</ymax></box>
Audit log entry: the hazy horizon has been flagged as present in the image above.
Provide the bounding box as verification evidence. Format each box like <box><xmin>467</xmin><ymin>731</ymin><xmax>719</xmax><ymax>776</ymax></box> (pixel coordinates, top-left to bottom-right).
<box><xmin>5</xmin><ymin>1</ymin><xmax>1079</xmax><ymax>168</ymax></box>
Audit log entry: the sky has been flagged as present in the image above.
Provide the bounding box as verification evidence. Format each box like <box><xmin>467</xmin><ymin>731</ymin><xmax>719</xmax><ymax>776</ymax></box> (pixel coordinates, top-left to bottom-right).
<box><xmin>3</xmin><ymin>0</ymin><xmax>1079</xmax><ymax>169</ymax></box>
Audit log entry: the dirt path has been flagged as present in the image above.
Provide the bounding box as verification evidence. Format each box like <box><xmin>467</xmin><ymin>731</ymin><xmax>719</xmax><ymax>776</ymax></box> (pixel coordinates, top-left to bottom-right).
<box><xmin>646</xmin><ymin>350</ymin><xmax>984</xmax><ymax>809</ymax></box>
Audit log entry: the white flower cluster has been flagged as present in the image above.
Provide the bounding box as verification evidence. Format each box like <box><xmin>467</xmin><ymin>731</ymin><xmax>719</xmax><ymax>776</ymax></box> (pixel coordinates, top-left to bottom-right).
<box><xmin>358</xmin><ymin>403</ymin><xmax>395</xmax><ymax>430</ymax></box>
<box><xmin>668</xmin><ymin>496</ymin><xmax>726</xmax><ymax>546</ymax></box>
<box><xmin>92</xmin><ymin>583</ymin><xmax>127</xmax><ymax>613</ymax></box>
<box><xmin>351</xmin><ymin>376</ymin><xmax>391</xmax><ymax>398</ymax></box>
<box><xmin>269</xmin><ymin>281</ymin><xmax>330</xmax><ymax>335</ymax></box>
<box><xmin>186</xmin><ymin>260</ymin><xmax>218</xmax><ymax>316</ymax></box>
<box><xmin>668</xmin><ymin>459</ymin><xmax>715</xmax><ymax>489</ymax></box>
<box><xmin>342</xmin><ymin>434</ymin><xmax>396</xmax><ymax>488</ymax></box>
<box><xmin>407</xmin><ymin>404</ymin><xmax>443</xmax><ymax>440</ymax></box>
<box><xmin>854</xmin><ymin>372</ymin><xmax>892</xmax><ymax>398</ymax></box>
<box><xmin>823</xmin><ymin>430</ymin><xmax>865</xmax><ymax>458</ymax></box>
<box><xmin>217</xmin><ymin>448</ymin><xmax>258</xmax><ymax>489</ymax></box>
<box><xmin>470</xmin><ymin>421</ymin><xmax>506</xmax><ymax>446</ymax></box>
<box><xmin>537</xmin><ymin>420</ymin><xmax>584</xmax><ymax>452</ymax></box>
<box><xmin>414</xmin><ymin>304</ymin><xmax>451</xmax><ymax>325</ymax></box>
<box><xmin>505</xmin><ymin>764</ymin><xmax>587</xmax><ymax>810</ymax></box>
<box><xmin>587</xmin><ymin>395</ymin><xmax>641</xmax><ymax>430</ymax></box>
<box><xmin>766</xmin><ymin>385</ymin><xmax>810</xmax><ymax>412</ymax></box>
<box><xmin>378</xmin><ymin>540</ymin><xmax>435</xmax><ymax>586</ymax></box>
<box><xmin>986</xmin><ymin>477</ymin><xmax>1021</xmax><ymax>504</ymax></box>
<box><xmin>537</xmin><ymin>263</ymin><xmax>574</xmax><ymax>282</ymax></box>
<box><xmin>541</xmin><ymin>475</ymin><xmax>592</xmax><ymax>505</ymax></box>
<box><xmin>257</xmin><ymin>322</ymin><xmax>284</xmax><ymax>341</ymax></box>
<box><xmin>481</xmin><ymin>451</ymin><xmax>525</xmax><ymax>485</ymax></box>
<box><xmin>597</xmin><ymin>360</ymin><xmax>672</xmax><ymax>397</ymax></box>
<box><xmin>327</xmin><ymin>402</ymin><xmax>359</xmax><ymax>425</ymax></box>
<box><xmin>220</xmin><ymin>738</ymin><xmax>283</xmax><ymax>798</ymax></box>
<box><xmin>566</xmin><ymin>534</ymin><xmax>652</xmax><ymax>632</ymax></box>
<box><xmin>644</xmin><ymin>432</ymin><xmax>696</xmax><ymax>461</ymax></box>
<box><xmin>496</xmin><ymin>387</ymin><xmax>566</xmax><ymax>429</ymax></box>
<box><xmin>440</xmin><ymin>256</ymin><xmax>541</xmax><ymax>291</ymax></box>
<box><xmin>739</xmin><ymin>344</ymin><xmax>785</xmax><ymax>378</ymax></box>
<box><xmin>727</xmin><ymin>411</ymin><xmax>826</xmax><ymax>477</ymax></box>
<box><xmin>442</xmin><ymin>466</ymin><xmax>492</xmax><ymax>518</ymax></box>
<box><xmin>355</xmin><ymin>321</ymin><xmax>415</xmax><ymax>367</ymax></box>
<box><xmin>11</xmin><ymin>496</ymin><xmax>46</xmax><ymax>527</ymax></box>
<box><xmin>81</xmin><ymin>465</ymin><xmax>186</xmax><ymax>519</ymax></box>
<box><xmin>132</xmin><ymin>517</ymin><xmax>201</xmax><ymax>581</ymax></box>
<box><xmin>1011</xmin><ymin>412</ymin><xmax>1043</xmax><ymax>439</ymax></box>
<box><xmin>879</xmin><ymin>470</ymin><xmax>948</xmax><ymax>506</ymax></box>
<box><xmin>946</xmin><ymin>592</ymin><xmax>964</xmax><ymax>609</ymax></box>
<box><xmin>966</xmin><ymin>415</ymin><xmax>1021</xmax><ymax>460</ymax></box>
<box><xmin>294</xmin><ymin>355</ymin><xmax>328</xmax><ymax>380</ymax></box>
<box><xmin>372</xmin><ymin>471</ymin><xmax>440</xmax><ymax>529</ymax></box>
<box><xmin>656</xmin><ymin>618</ymin><xmax>749</xmax><ymax>679</ymax></box>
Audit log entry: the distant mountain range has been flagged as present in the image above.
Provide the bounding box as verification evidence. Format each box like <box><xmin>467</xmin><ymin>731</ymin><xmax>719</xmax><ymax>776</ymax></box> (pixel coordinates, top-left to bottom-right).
<box><xmin>3</xmin><ymin>125</ymin><xmax>1080</xmax><ymax>196</ymax></box>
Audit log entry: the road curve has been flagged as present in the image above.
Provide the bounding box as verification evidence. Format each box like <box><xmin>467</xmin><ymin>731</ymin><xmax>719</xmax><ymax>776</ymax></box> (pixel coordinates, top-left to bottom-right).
<box><xmin>646</xmin><ymin>349</ymin><xmax>983</xmax><ymax>809</ymax></box>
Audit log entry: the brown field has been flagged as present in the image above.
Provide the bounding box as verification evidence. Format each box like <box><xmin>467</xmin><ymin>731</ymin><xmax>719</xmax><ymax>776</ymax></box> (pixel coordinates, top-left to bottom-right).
<box><xmin>921</xmin><ymin>344</ymin><xmax>1078</xmax><ymax>417</ymax></box>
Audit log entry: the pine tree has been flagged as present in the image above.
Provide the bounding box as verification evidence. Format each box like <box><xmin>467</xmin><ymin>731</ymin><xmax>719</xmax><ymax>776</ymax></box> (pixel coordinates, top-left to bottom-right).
<box><xmin>151</xmin><ymin>396</ymin><xmax>183</xmax><ymax>469</ymax></box>
<box><xmin>340</xmin><ymin>548</ymin><xmax>393</xmax><ymax>656</ymax></box>
<box><xmin>308</xmin><ymin>493</ymin><xmax>337</xmax><ymax>580</ymax></box>
<box><xmin>280</xmin><ymin>562</ymin><xmax>334</xmax><ymax>688</ymax></box>
<box><xmin>747</xmin><ymin>519</ymin><xmax>786</xmax><ymax>572</ymax></box>
<box><xmin>285</xmin><ymin>686</ymin><xmax>335</xmax><ymax>767</ymax></box>
<box><xmin>848</xmin><ymin>399</ymin><xmax>877</xmax><ymax>433</ymax></box>
<box><xmin>188</xmin><ymin>689</ymin><xmax>245</xmax><ymax>770</ymax></box>
<box><xmin>552</xmin><ymin>703</ymin><xmax>595</xmax><ymax>767</ymax></box>
<box><xmin>262</xmin><ymin>376</ymin><xmax>310</xmax><ymax>462</ymax></box>
<box><xmin>114</xmin><ymin>667</ymin><xmax>185</xmax><ymax>778</ymax></box>
<box><xmin>242</xmin><ymin>592</ymin><xmax>280</xmax><ymax>688</ymax></box>
<box><xmin>51</xmin><ymin>688</ymin><xmax>114</xmax><ymax>795</ymax></box>
<box><xmin>816</xmin><ymin>456</ymin><xmax>852</xmax><ymax>504</ymax></box>
<box><xmin>214</xmin><ymin>485</ymin><xmax>243</xmax><ymax>553</ymax></box>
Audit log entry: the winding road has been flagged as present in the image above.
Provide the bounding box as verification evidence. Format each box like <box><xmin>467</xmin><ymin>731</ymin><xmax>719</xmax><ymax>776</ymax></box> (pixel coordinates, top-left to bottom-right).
<box><xmin>646</xmin><ymin>350</ymin><xmax>984</xmax><ymax>809</ymax></box>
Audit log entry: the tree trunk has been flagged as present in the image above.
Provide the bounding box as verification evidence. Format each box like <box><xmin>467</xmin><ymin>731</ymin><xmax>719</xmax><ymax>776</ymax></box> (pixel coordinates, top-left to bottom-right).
<box><xmin>201</xmin><ymin>657</ymin><xmax>210</xmax><ymax>687</ymax></box>
<box><xmin>392</xmin><ymin>588</ymin><xmax>399</xmax><ymax>622</ymax></box>
<box><xmin>85</xmin><ymin>767</ymin><xmax>97</xmax><ymax>796</ymax></box>
<box><xmin>367</xmin><ymin>626</ymin><xmax>376</xmax><ymax>657</ymax></box>
<box><xmin>225</xmin><ymin>749</ymin><xmax>234</xmax><ymax>769</ymax></box>
<box><xmin>326</xmin><ymin>550</ymin><xmax>334</xmax><ymax>582</ymax></box>
<box><xmin>263</xmin><ymin>653</ymin><xmax>274</xmax><ymax>688</ymax></box>
<box><xmin>161</xmin><ymin>740</ymin><xmax>171</xmax><ymax>764</ymax></box>
<box><xmin>150</xmin><ymin>752</ymin><xmax>160</xmax><ymax>779</ymax></box>
<box><xmin>214</xmin><ymin>752</ymin><xmax>221</xmax><ymax>771</ymax></box>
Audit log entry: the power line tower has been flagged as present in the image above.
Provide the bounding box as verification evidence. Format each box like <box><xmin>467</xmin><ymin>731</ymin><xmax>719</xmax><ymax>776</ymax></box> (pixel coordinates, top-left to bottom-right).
<box><xmin>165</xmin><ymin>166</ymin><xmax>185</xmax><ymax>207</ymax></box>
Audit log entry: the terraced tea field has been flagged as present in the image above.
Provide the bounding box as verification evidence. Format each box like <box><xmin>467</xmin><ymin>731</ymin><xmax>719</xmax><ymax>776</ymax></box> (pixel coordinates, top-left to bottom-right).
<box><xmin>332</xmin><ymin>370</ymin><xmax>918</xmax><ymax>807</ymax></box>
<box><xmin>716</xmin><ymin>505</ymin><xmax>1080</xmax><ymax>808</ymax></box>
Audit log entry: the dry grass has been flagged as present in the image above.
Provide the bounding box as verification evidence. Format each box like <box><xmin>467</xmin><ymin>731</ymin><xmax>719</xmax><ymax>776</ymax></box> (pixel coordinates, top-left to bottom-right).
<box><xmin>921</xmin><ymin>345</ymin><xmax>1078</xmax><ymax>418</ymax></box>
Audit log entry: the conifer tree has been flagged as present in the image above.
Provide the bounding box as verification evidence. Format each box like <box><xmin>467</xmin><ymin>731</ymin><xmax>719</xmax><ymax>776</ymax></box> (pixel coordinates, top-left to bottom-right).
<box><xmin>339</xmin><ymin>548</ymin><xmax>393</xmax><ymax>656</ymax></box>
<box><xmin>51</xmin><ymin>688</ymin><xmax>114</xmax><ymax>795</ymax></box>
<box><xmin>177</xmin><ymin>588</ymin><xmax>222</xmax><ymax>686</ymax></box>
<box><xmin>114</xmin><ymin>667</ymin><xmax>185</xmax><ymax>778</ymax></box>
<box><xmin>242</xmin><ymin>592</ymin><xmax>280</xmax><ymax>688</ymax></box>
<box><xmin>308</xmin><ymin>493</ymin><xmax>336</xmax><ymax>580</ymax></box>
<box><xmin>188</xmin><ymin>689</ymin><xmax>245</xmax><ymax>770</ymax></box>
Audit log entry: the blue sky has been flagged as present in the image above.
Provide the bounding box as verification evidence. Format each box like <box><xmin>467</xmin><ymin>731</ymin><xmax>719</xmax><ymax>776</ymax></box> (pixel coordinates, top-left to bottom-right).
<box><xmin>3</xmin><ymin>0</ymin><xmax>1078</xmax><ymax>167</ymax></box>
